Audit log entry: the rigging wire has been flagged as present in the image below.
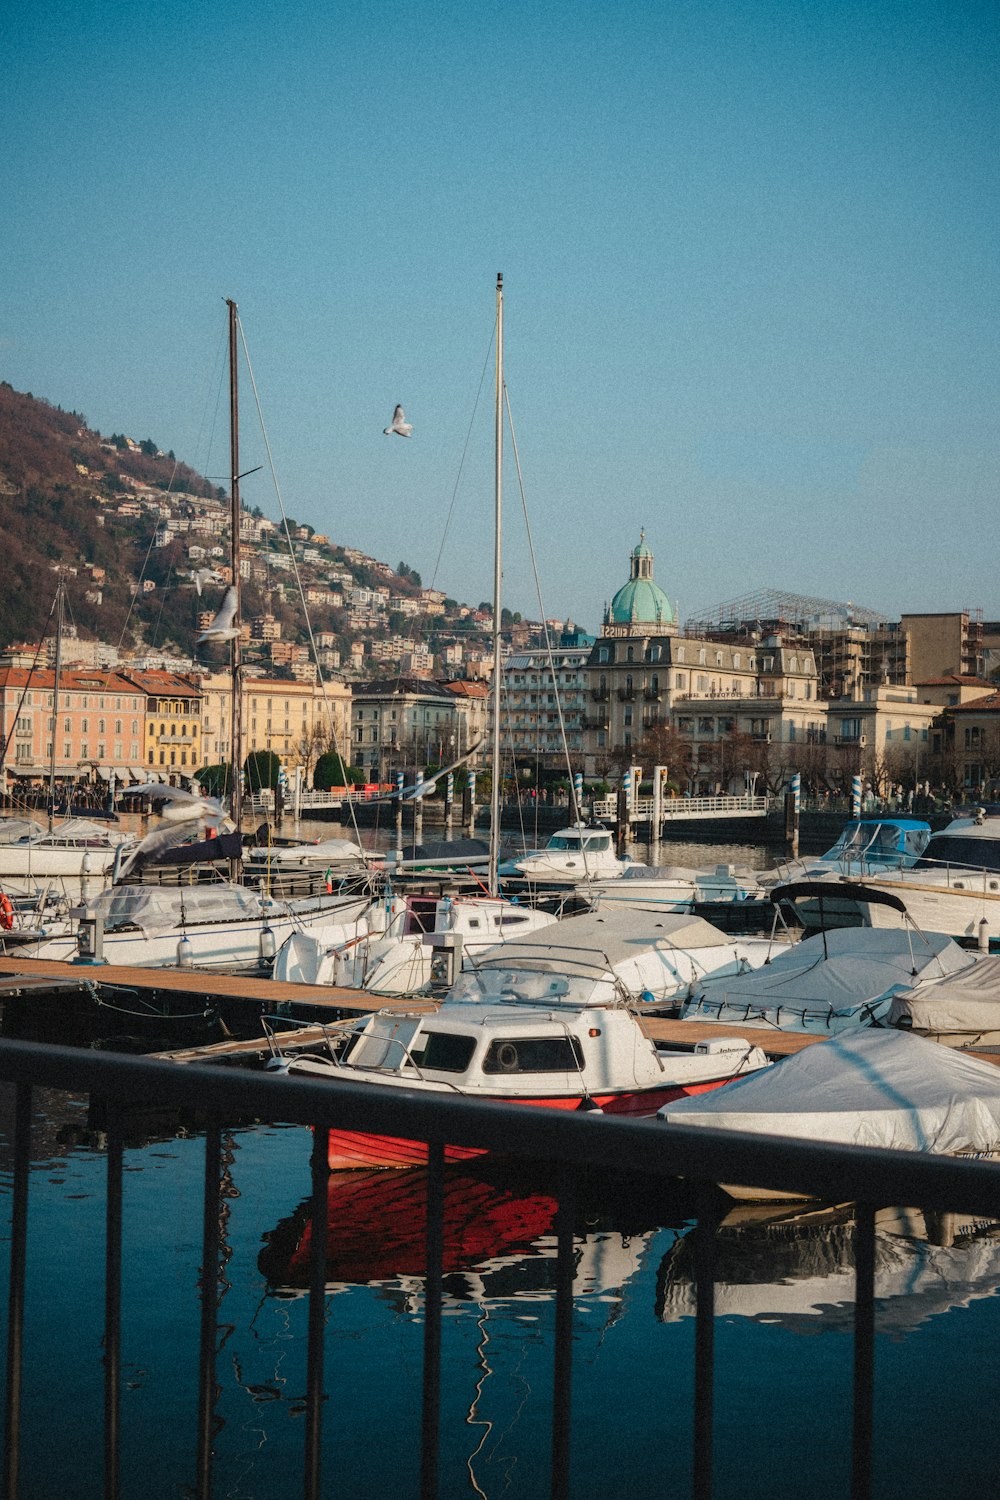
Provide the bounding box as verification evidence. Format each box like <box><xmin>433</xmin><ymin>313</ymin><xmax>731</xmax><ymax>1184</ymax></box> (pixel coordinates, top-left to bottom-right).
<box><xmin>503</xmin><ymin>383</ymin><xmax>584</xmax><ymax>828</ymax></box>
<box><xmin>235</xmin><ymin>315</ymin><xmax>367</xmax><ymax>857</ymax></box>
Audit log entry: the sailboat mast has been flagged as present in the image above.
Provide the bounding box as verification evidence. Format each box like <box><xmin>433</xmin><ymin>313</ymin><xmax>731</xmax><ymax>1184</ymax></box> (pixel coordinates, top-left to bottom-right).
<box><xmin>226</xmin><ymin>299</ymin><xmax>244</xmax><ymax>855</ymax></box>
<box><xmin>48</xmin><ymin>578</ymin><xmax>64</xmax><ymax>831</ymax></box>
<box><xmin>488</xmin><ymin>272</ymin><xmax>504</xmax><ymax>898</ymax></box>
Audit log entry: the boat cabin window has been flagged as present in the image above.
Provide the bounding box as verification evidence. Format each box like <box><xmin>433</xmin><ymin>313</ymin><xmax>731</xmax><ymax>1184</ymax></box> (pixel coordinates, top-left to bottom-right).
<box><xmin>407</xmin><ymin>1031</ymin><xmax>477</xmax><ymax>1073</ymax></box>
<box><xmin>482</xmin><ymin>1036</ymin><xmax>585</xmax><ymax>1074</ymax></box>
<box><xmin>915</xmin><ymin>836</ymin><xmax>1000</xmax><ymax>874</ymax></box>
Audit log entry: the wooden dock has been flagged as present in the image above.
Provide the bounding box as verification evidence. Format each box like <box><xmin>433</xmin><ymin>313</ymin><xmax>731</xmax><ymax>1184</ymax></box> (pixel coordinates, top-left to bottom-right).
<box><xmin>2</xmin><ymin>952</ymin><xmax>996</xmax><ymax>1070</ymax></box>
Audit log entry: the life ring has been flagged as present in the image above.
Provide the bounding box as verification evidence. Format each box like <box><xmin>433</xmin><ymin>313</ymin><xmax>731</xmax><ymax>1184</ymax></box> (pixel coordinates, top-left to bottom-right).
<box><xmin>0</xmin><ymin>894</ymin><xmax>14</xmax><ymax>930</ymax></box>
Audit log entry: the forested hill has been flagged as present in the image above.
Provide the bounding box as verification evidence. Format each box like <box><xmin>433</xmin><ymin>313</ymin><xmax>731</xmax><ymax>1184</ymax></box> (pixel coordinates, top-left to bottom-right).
<box><xmin>0</xmin><ymin>380</ymin><xmax>226</xmax><ymax>651</ymax></box>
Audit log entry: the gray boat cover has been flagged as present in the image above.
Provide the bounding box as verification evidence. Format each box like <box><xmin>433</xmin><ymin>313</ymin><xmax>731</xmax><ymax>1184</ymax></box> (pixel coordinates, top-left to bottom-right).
<box><xmin>888</xmin><ymin>954</ymin><xmax>1000</xmax><ymax>1036</ymax></box>
<box><xmin>681</xmin><ymin>926</ymin><xmax>974</xmax><ymax>1033</ymax></box>
<box><xmin>660</xmin><ymin>1029</ymin><xmax>1000</xmax><ymax>1153</ymax></box>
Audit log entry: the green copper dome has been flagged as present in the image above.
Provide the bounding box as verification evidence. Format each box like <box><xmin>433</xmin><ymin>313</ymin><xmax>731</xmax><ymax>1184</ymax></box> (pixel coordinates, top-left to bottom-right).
<box><xmin>606</xmin><ymin>531</ymin><xmax>675</xmax><ymax>626</ymax></box>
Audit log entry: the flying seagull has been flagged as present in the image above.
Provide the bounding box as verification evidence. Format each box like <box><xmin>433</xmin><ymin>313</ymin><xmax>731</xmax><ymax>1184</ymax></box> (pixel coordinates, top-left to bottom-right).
<box><xmin>197</xmin><ymin>585</ymin><xmax>239</xmax><ymax>642</ymax></box>
<box><xmin>383</xmin><ymin>404</ymin><xmax>413</xmax><ymax>437</ymax></box>
<box><xmin>188</xmin><ymin>567</ymin><xmax>225</xmax><ymax>596</ymax></box>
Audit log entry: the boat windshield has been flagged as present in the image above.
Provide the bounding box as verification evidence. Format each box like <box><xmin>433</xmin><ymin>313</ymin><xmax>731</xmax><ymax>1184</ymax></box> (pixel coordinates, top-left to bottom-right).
<box><xmin>822</xmin><ymin>822</ymin><xmax>929</xmax><ymax>866</ymax></box>
<box><xmin>547</xmin><ymin>832</ymin><xmax>611</xmax><ymax>853</ymax></box>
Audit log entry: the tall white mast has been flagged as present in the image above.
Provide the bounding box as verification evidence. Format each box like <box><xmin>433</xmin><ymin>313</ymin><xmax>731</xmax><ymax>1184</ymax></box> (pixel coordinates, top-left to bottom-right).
<box><xmin>226</xmin><ymin>298</ymin><xmax>244</xmax><ymax>872</ymax></box>
<box><xmin>488</xmin><ymin>273</ymin><xmax>504</xmax><ymax>898</ymax></box>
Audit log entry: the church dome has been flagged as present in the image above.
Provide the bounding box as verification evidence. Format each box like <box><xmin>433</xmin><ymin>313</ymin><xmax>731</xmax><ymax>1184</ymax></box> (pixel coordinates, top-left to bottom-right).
<box><xmin>606</xmin><ymin>531</ymin><xmax>675</xmax><ymax>627</ymax></box>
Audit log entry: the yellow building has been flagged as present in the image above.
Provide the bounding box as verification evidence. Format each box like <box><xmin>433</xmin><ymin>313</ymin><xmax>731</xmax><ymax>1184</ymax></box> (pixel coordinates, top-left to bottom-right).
<box><xmin>120</xmin><ymin>670</ymin><xmax>204</xmax><ymax>775</ymax></box>
<box><xmin>196</xmin><ymin>672</ymin><xmax>352</xmax><ymax>779</ymax></box>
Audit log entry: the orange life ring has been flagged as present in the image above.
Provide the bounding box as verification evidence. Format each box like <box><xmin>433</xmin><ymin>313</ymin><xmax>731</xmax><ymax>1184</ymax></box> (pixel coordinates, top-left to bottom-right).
<box><xmin>0</xmin><ymin>894</ymin><xmax>14</xmax><ymax>930</ymax></box>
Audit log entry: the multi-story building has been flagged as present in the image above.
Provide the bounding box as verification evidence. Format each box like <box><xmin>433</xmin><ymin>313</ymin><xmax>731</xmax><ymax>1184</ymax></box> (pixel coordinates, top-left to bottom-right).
<box><xmin>350</xmin><ymin>678</ymin><xmax>460</xmax><ymax>782</ymax></box>
<box><xmin>901</xmin><ymin>610</ymin><xmax>985</xmax><ymax>682</ymax></box>
<box><xmin>118</xmin><ymin>669</ymin><xmax>205</xmax><ymax>776</ymax></box>
<box><xmin>503</xmin><ymin>648</ymin><xmax>589</xmax><ymax>771</ymax></box>
<box><xmin>581</xmin><ymin>537</ymin><xmax>825</xmax><ymax>787</ymax></box>
<box><xmin>0</xmin><ymin>667</ymin><xmax>146</xmax><ymax>789</ymax></box>
<box><xmin>197</xmin><ymin>672</ymin><xmax>352</xmax><ymax>779</ymax></box>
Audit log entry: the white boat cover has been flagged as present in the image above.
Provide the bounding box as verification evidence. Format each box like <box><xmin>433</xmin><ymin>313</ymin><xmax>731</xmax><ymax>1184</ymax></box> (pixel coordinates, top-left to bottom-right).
<box><xmin>88</xmin><ymin>883</ymin><xmax>266</xmax><ymax>934</ymax></box>
<box><xmin>245</xmin><ymin>838</ymin><xmax>366</xmax><ymax>865</ymax></box>
<box><xmin>660</xmin><ymin>1029</ymin><xmax>1000</xmax><ymax>1154</ymax></box>
<box><xmin>888</xmin><ymin>955</ymin><xmax>1000</xmax><ymax>1035</ymax></box>
<box><xmin>476</xmin><ymin>909</ymin><xmax>744</xmax><ymax>976</ymax></box>
<box><xmin>0</xmin><ymin>819</ymin><xmax>45</xmax><ymax>845</ymax></box>
<box><xmin>681</xmin><ymin>927</ymin><xmax>974</xmax><ymax>1033</ymax></box>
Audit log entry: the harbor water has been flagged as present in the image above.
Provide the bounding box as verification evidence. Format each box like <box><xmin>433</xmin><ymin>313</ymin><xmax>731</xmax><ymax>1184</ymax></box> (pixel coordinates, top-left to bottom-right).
<box><xmin>3</xmin><ymin>827</ymin><xmax>1000</xmax><ymax>1498</ymax></box>
<box><xmin>3</xmin><ymin>1092</ymin><xmax>1000</xmax><ymax>1500</ymax></box>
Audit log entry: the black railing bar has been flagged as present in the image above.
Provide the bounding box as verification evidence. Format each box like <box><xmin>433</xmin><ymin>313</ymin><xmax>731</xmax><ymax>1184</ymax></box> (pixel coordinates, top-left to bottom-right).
<box><xmin>693</xmin><ymin>1184</ymin><xmax>720</xmax><ymax>1500</ymax></box>
<box><xmin>304</xmin><ymin>1130</ymin><xmax>330</xmax><ymax>1500</ymax></box>
<box><xmin>420</xmin><ymin>1142</ymin><xmax>444</xmax><ymax>1500</ymax></box>
<box><xmin>2</xmin><ymin>1040</ymin><xmax>999</xmax><ymax>1218</ymax></box>
<box><xmin>104</xmin><ymin>1107</ymin><xmax>123</xmax><ymax>1500</ymax></box>
<box><xmin>550</xmin><ymin>1166</ymin><xmax>576</xmax><ymax>1500</ymax></box>
<box><xmin>851</xmin><ymin>1203</ymin><xmax>876</xmax><ymax>1500</ymax></box>
<box><xmin>196</xmin><ymin>1123</ymin><xmax>221</xmax><ymax>1500</ymax></box>
<box><xmin>3</xmin><ymin>1081</ymin><xmax>30</xmax><ymax>1500</ymax></box>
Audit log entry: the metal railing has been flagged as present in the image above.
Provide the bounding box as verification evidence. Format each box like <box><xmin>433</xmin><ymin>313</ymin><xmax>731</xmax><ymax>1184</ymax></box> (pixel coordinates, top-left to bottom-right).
<box><xmin>2</xmin><ymin>1038</ymin><xmax>999</xmax><ymax>1500</ymax></box>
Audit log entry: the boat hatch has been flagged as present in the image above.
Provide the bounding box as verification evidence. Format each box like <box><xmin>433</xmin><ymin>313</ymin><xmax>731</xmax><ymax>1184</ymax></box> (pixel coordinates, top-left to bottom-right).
<box><xmin>343</xmin><ymin>1014</ymin><xmax>427</xmax><ymax>1070</ymax></box>
<box><xmin>481</xmin><ymin>1036</ymin><xmax>585</xmax><ymax>1073</ymax></box>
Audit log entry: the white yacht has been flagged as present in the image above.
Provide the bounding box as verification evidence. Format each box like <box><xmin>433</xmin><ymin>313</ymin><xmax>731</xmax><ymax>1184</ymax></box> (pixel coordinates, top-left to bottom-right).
<box><xmin>503</xmin><ymin>824</ymin><xmax>631</xmax><ymax>886</ymax></box>
<box><xmin>801</xmin><ymin>810</ymin><xmax>1000</xmax><ymax>946</ymax></box>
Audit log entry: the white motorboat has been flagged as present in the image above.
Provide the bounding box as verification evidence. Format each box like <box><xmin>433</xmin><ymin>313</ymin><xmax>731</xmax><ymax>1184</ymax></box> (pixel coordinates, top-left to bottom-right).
<box><xmin>0</xmin><ymin>817</ymin><xmax>136</xmax><ymax>901</ymax></box>
<box><xmin>658</xmin><ymin>1028</ymin><xmax>1000</xmax><ymax>1198</ymax></box>
<box><xmin>679</xmin><ymin>914</ymin><xmax>975</xmax><ymax>1034</ymax></box>
<box><xmin>583</xmin><ymin>817</ymin><xmax>931</xmax><ymax>917</ymax></box>
<box><xmin>265</xmin><ymin>995</ymin><xmax>771</xmax><ymax>1169</ymax></box>
<box><xmin>502</xmin><ymin>823</ymin><xmax>631</xmax><ymax>886</ymax></box>
<box><xmin>271</xmin><ymin>891</ymin><xmax>556</xmax><ymax>994</ymax></box>
<box><xmin>797</xmin><ymin>810</ymin><xmax>1000</xmax><ymax>946</ymax></box>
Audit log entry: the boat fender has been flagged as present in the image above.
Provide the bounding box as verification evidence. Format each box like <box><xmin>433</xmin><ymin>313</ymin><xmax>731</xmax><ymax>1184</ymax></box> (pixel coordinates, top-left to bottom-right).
<box><xmin>577</xmin><ymin>1098</ymin><xmax>604</xmax><ymax>1114</ymax></box>
<box><xmin>0</xmin><ymin>893</ymin><xmax>13</xmax><ymax>930</ymax></box>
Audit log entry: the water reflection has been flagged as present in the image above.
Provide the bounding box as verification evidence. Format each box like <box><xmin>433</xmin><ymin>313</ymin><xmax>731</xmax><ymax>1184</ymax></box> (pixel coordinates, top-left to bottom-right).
<box><xmin>657</xmin><ymin>1199</ymin><xmax>1000</xmax><ymax>1334</ymax></box>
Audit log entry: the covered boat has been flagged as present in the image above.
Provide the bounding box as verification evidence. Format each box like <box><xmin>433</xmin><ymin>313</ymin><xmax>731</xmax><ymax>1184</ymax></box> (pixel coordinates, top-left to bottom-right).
<box><xmin>679</xmin><ymin>917</ymin><xmax>974</xmax><ymax>1034</ymax></box>
<box><xmin>658</xmin><ymin>1028</ymin><xmax>1000</xmax><ymax>1195</ymax></box>
<box><xmin>888</xmin><ymin>954</ymin><xmax>1000</xmax><ymax>1048</ymax></box>
<box><xmin>16</xmin><ymin>881</ymin><xmax>375</xmax><ymax>972</ymax></box>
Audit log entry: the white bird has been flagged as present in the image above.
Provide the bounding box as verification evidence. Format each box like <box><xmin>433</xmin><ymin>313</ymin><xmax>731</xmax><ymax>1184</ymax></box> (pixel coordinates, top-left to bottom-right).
<box><xmin>188</xmin><ymin>567</ymin><xmax>225</xmax><ymax>596</ymax></box>
<box><xmin>118</xmin><ymin>783</ymin><xmax>229</xmax><ymax>825</ymax></box>
<box><xmin>383</xmin><ymin>404</ymin><xmax>413</xmax><ymax>437</ymax></box>
<box><xmin>197</xmin><ymin>586</ymin><xmax>239</xmax><ymax>642</ymax></box>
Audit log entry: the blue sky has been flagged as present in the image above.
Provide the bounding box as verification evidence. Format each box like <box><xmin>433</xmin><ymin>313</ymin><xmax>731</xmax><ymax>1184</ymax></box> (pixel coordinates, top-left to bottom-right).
<box><xmin>5</xmin><ymin>1</ymin><xmax>998</xmax><ymax>632</ymax></box>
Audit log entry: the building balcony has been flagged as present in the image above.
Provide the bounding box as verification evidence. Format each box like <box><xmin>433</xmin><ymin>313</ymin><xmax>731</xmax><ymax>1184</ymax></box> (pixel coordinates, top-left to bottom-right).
<box><xmin>581</xmin><ymin>716</ymin><xmax>610</xmax><ymax>732</ymax></box>
<box><xmin>590</xmin><ymin>688</ymin><xmax>610</xmax><ymax>702</ymax></box>
<box><xmin>616</xmin><ymin>688</ymin><xmax>635</xmax><ymax>701</ymax></box>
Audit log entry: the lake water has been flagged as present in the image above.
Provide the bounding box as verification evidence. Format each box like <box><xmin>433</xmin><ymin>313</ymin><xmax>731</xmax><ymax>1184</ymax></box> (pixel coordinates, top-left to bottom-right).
<box><xmin>3</xmin><ymin>826</ymin><xmax>1000</xmax><ymax>1497</ymax></box>
<box><xmin>3</xmin><ymin>1091</ymin><xmax>1000</xmax><ymax>1500</ymax></box>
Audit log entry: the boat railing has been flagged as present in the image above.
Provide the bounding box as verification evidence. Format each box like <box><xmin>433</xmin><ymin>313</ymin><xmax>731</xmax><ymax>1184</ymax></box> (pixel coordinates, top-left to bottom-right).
<box><xmin>3</xmin><ymin>1037</ymin><xmax>999</xmax><ymax>1500</ymax></box>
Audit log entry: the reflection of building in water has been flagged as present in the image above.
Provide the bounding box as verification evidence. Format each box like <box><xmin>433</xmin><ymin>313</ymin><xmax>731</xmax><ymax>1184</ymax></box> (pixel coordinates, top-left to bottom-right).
<box><xmin>655</xmin><ymin>1203</ymin><xmax>1000</xmax><ymax>1334</ymax></box>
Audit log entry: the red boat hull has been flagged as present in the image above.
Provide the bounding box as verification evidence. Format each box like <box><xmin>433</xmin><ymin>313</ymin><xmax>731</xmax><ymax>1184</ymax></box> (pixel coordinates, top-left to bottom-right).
<box><xmin>325</xmin><ymin>1075</ymin><xmax>734</xmax><ymax>1170</ymax></box>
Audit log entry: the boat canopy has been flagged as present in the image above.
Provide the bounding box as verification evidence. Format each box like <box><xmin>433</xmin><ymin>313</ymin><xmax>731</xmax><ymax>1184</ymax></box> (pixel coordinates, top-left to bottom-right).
<box><xmin>659</xmin><ymin>1029</ymin><xmax>1000</xmax><ymax>1155</ymax></box>
<box><xmin>820</xmin><ymin>818</ymin><xmax>930</xmax><ymax>867</ymax></box>
<box><xmin>474</xmin><ymin>909</ymin><xmax>743</xmax><ymax>976</ymax></box>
